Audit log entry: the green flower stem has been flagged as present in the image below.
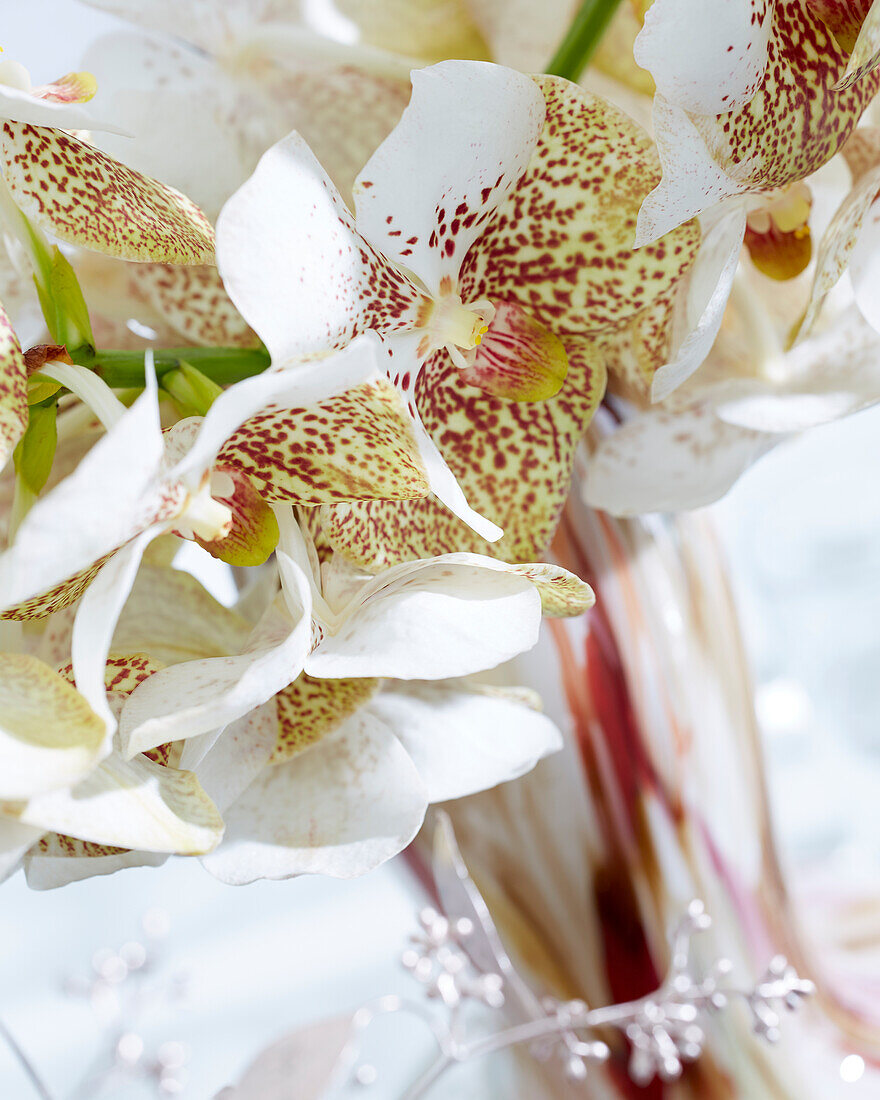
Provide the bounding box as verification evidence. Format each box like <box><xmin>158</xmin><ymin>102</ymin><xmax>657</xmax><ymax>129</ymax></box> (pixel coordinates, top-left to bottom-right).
<box><xmin>72</xmin><ymin>345</ymin><xmax>271</xmax><ymax>389</ymax></box>
<box><xmin>545</xmin><ymin>0</ymin><xmax>625</xmax><ymax>81</ymax></box>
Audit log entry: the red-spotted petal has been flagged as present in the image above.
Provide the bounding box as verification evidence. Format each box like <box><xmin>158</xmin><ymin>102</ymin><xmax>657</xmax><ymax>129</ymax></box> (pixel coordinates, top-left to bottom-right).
<box><xmin>216</xmin><ymin>374</ymin><xmax>429</xmax><ymax>505</ymax></box>
<box><xmin>836</xmin><ymin>0</ymin><xmax>880</xmax><ymax>85</ymax></box>
<box><xmin>0</xmin><ymin>122</ymin><xmax>215</xmax><ymax>264</ymax></box>
<box><xmin>353</xmin><ymin>60</ymin><xmax>545</xmax><ymax>297</ymax></box>
<box><xmin>271</xmin><ymin>673</ymin><xmax>381</xmax><ymax>764</ymax></box>
<box><xmin>0</xmin><ymin>296</ymin><xmax>27</xmax><ymax>469</ymax></box>
<box><xmin>460</xmin><ymin>76</ymin><xmax>701</xmax><ymax>336</ymax></box>
<box><xmin>638</xmin><ymin>0</ymin><xmax>880</xmax><ymax>241</ymax></box>
<box><xmin>319</xmin><ymin>336</ymin><xmax>606</xmax><ymax>564</ymax></box>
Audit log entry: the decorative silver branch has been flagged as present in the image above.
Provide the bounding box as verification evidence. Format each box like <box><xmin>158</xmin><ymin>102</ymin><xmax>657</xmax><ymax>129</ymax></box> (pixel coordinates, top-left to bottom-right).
<box><xmin>342</xmin><ymin>814</ymin><xmax>817</xmax><ymax>1099</ymax></box>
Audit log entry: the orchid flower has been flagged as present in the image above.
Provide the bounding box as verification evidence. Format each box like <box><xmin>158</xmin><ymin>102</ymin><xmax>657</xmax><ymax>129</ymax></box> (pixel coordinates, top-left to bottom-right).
<box><xmin>218</xmin><ymin>59</ymin><xmax>700</xmax><ymax>563</ymax></box>
<box><xmin>584</xmin><ymin>285</ymin><xmax>880</xmax><ymax>515</ymax></box>
<box><xmin>22</xmin><ymin>550</ymin><xmax>580</xmax><ymax>886</ymax></box>
<box><xmin>630</xmin><ymin>0</ymin><xmax>880</xmax><ymax>396</ymax></box>
<box><xmin>111</xmin><ymin>504</ymin><xmax>593</xmax><ymax>759</ymax></box>
<box><xmin>0</xmin><ymin>336</ymin><xmax>429</xmax><ymax>735</ymax></box>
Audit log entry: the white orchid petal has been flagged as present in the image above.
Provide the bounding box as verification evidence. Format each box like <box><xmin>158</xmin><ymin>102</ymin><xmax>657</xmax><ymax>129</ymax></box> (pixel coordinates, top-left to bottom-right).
<box><xmin>217</xmin><ymin>131</ymin><xmax>420</xmax><ymax>364</ymax></box>
<box><xmin>850</xmin><ymin>198</ymin><xmax>880</xmax><ymax>335</ymax></box>
<box><xmin>10</xmin><ymin>752</ymin><xmax>223</xmax><ymax>854</ymax></box>
<box><xmin>354</xmin><ymin>60</ymin><xmax>545</xmax><ymax>296</ymax></box>
<box><xmin>0</xmin><ymin>81</ymin><xmax>129</xmax><ymax>134</ymax></box>
<box><xmin>652</xmin><ymin>206</ymin><xmax>746</xmax><ymax>401</ymax></box>
<box><xmin>0</xmin><ymin>820</ymin><xmax>42</xmax><ymax>882</ymax></box>
<box><xmin>72</xmin><ymin>526</ymin><xmax>159</xmax><ymax>745</ymax></box>
<box><xmin>194</xmin><ymin>701</ymin><xmax>278</xmax><ymax>814</ymax></box>
<box><xmin>0</xmin><ymin>368</ymin><xmax>163</xmax><ymax>612</ymax></box>
<box><xmin>583</xmin><ymin>401</ymin><xmax>775</xmax><ymax>514</ymax></box>
<box><xmin>636</xmin><ymin>97</ymin><xmax>747</xmax><ymax>245</ymax></box>
<box><xmin>24</xmin><ymin>841</ymin><xmax>166</xmax><ymax>890</ymax></box>
<box><xmin>118</xmin><ymin>551</ymin><xmax>312</xmax><ymax>755</ymax></box>
<box><xmin>634</xmin><ymin>0</ymin><xmax>773</xmax><ymax>115</ymax></box>
<box><xmin>368</xmin><ymin>681</ymin><xmax>562</xmax><ymax>803</ymax></box>
<box><xmin>201</xmin><ymin>710</ymin><xmax>427</xmax><ymax>883</ymax></box>
<box><xmin>305</xmin><ymin>559</ymin><xmax>541</xmax><ymax>681</ymax></box>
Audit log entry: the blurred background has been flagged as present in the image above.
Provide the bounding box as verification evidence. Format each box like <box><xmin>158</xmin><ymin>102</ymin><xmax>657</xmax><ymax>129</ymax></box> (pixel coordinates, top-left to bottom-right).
<box><xmin>1</xmin><ymin>2</ymin><xmax>879</xmax><ymax>1096</ymax></box>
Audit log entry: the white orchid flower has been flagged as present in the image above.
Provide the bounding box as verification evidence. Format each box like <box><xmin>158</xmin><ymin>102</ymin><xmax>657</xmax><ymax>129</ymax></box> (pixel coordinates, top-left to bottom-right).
<box><xmin>0</xmin><ymin>336</ymin><xmax>419</xmax><ymax>737</ymax></box>
<box><xmin>217</xmin><ymin>59</ymin><xmax>700</xmax><ymax>559</ymax></box>
<box><xmin>112</xmin><ymin>504</ymin><xmax>593</xmax><ymax>759</ymax></box>
<box><xmin>24</xmin><ymin>555</ymin><xmax>577</xmax><ymax>886</ymax></box>
<box><xmin>585</xmin><ymin>299</ymin><xmax>880</xmax><ymax>515</ymax></box>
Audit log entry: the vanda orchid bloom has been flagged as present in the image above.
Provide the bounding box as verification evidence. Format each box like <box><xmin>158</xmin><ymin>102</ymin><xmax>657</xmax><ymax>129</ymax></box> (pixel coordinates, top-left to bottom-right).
<box><xmin>0</xmin><ymin>336</ymin><xmax>433</xmax><ymax>735</ymax></box>
<box><xmin>633</xmin><ymin>0</ymin><xmax>880</xmax><ymax>397</ymax></box>
<box><xmin>21</xmin><ymin>557</ymin><xmax>572</xmax><ymax>887</ymax></box>
<box><xmin>584</xmin><ymin>280</ymin><xmax>880</xmax><ymax>515</ymax></box>
<box><xmin>218</xmin><ymin>60</ymin><xmax>700</xmax><ymax>564</ymax></box>
<box><xmin>106</xmin><ymin>505</ymin><xmax>593</xmax><ymax>765</ymax></box>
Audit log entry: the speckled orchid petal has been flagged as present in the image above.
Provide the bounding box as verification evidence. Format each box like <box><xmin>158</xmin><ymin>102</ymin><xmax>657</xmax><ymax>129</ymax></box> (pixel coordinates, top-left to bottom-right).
<box><xmin>320</xmin><ymin>336</ymin><xmax>606</xmax><ymax>564</ymax></box>
<box><xmin>460</xmin><ymin>77</ymin><xmax>701</xmax><ymax>336</ymax></box>
<box><xmin>638</xmin><ymin>1</ymin><xmax>880</xmax><ymax>241</ymax></box>
<box><xmin>0</xmin><ymin>296</ymin><xmax>27</xmax><ymax>468</ymax></box>
<box><xmin>201</xmin><ymin>709</ymin><xmax>427</xmax><ymax>883</ymax></box>
<box><xmin>0</xmin><ymin>654</ymin><xmax>104</xmax><ymax>800</ymax></box>
<box><xmin>117</xmin><ymin>550</ymin><xmax>312</xmax><ymax>756</ymax></box>
<box><xmin>354</xmin><ymin>61</ymin><xmax>545</xmax><ymax>297</ymax></box>
<box><xmin>797</xmin><ymin>162</ymin><xmax>880</xmax><ymax>338</ymax></box>
<box><xmin>172</xmin><ymin>333</ymin><xmax>398</xmax><ymax>483</ymax></box>
<box><xmin>270</xmin><ymin>673</ymin><xmax>381</xmax><ymax>765</ymax></box>
<box><xmin>130</xmin><ymin>264</ymin><xmax>257</xmax><ymax>347</ymax></box>
<box><xmin>838</xmin><ymin>0</ymin><xmax>880</xmax><ymax>86</ymax></box>
<box><xmin>652</xmin><ymin>206</ymin><xmax>747</xmax><ymax>401</ymax></box>
<box><xmin>368</xmin><ymin>679</ymin><xmax>562</xmax><ymax>802</ymax></box>
<box><xmin>634</xmin><ymin>0</ymin><xmax>773</xmax><ymax>114</ymax></box>
<box><xmin>4</xmin><ymin>751</ymin><xmax>223</xmax><ymax>854</ymax></box>
<box><xmin>583</xmin><ymin>401</ymin><xmax>775</xmax><ymax>514</ymax></box>
<box><xmin>0</xmin><ymin>379</ymin><xmax>165</xmax><ymax>616</ymax></box>
<box><xmin>0</xmin><ymin>122</ymin><xmax>215</xmax><ymax>264</ymax></box>
<box><xmin>217</xmin><ymin>132</ymin><xmax>423</xmax><ymax>364</ymax></box>
<box><xmin>215</xmin><ymin>371</ymin><xmax>429</xmax><ymax>506</ymax></box>
<box><xmin>24</xmin><ymin>836</ymin><xmax>166</xmax><ymax>890</ymax></box>
<box><xmin>459</xmin><ymin>301</ymin><xmax>568</xmax><ymax>402</ymax></box>
<box><xmin>260</xmin><ymin>61</ymin><xmax>413</xmax><ymax>208</ymax></box>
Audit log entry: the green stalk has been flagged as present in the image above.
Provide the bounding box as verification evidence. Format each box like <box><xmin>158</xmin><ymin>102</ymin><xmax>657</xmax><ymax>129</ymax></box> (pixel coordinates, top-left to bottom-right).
<box><xmin>71</xmin><ymin>345</ymin><xmax>271</xmax><ymax>389</ymax></box>
<box><xmin>545</xmin><ymin>0</ymin><xmax>625</xmax><ymax>81</ymax></box>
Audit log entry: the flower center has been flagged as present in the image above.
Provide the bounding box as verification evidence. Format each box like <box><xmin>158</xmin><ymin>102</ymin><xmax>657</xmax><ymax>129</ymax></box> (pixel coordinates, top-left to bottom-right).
<box><xmin>418</xmin><ymin>293</ymin><xmax>495</xmax><ymax>370</ymax></box>
<box><xmin>174</xmin><ymin>472</ymin><xmax>234</xmax><ymax>542</ymax></box>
